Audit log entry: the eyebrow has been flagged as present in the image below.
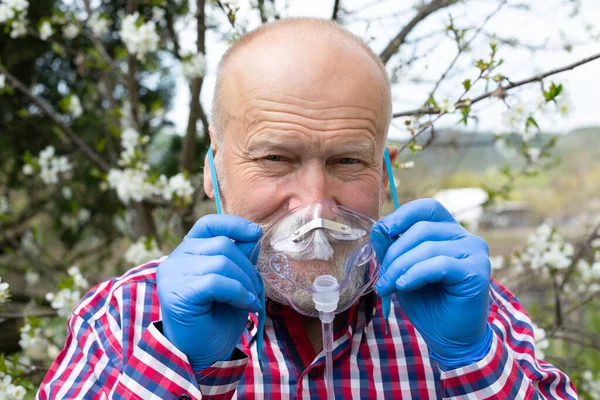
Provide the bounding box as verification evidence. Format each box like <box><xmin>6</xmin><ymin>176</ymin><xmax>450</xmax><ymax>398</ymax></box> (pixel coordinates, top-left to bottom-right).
<box><xmin>245</xmin><ymin>133</ymin><xmax>376</xmax><ymax>159</ymax></box>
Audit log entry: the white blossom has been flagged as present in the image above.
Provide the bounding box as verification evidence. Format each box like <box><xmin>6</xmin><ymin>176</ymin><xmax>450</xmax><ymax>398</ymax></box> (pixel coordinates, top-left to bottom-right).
<box><xmin>3</xmin><ymin>0</ymin><xmax>28</xmax><ymax>12</ymax></box>
<box><xmin>45</xmin><ymin>288</ymin><xmax>81</xmax><ymax>318</ymax></box>
<box><xmin>592</xmin><ymin>238</ymin><xmax>600</xmax><ymax>249</ymax></box>
<box><xmin>119</xmin><ymin>127</ymin><xmax>139</xmax><ymax>164</ymax></box>
<box><xmin>68</xmin><ymin>95</ymin><xmax>83</xmax><ymax>118</ymax></box>
<box><xmin>181</xmin><ymin>52</ymin><xmax>206</xmax><ymax>80</ymax></box>
<box><xmin>0</xmin><ymin>5</ymin><xmax>16</xmax><ymax>24</ymax></box>
<box><xmin>531</xmin><ymin>322</ymin><xmax>549</xmax><ymax>359</ymax></box>
<box><xmin>88</xmin><ymin>14</ymin><xmax>110</xmax><ymax>36</ymax></box>
<box><xmin>21</xmin><ymin>163</ymin><xmax>33</xmax><ymax>175</ymax></box>
<box><xmin>489</xmin><ymin>255</ymin><xmax>504</xmax><ymax>270</ymax></box>
<box><xmin>62</xmin><ymin>23</ymin><xmax>80</xmax><ymax>39</ymax></box>
<box><xmin>0</xmin><ymin>195</ymin><xmax>8</xmax><ymax>215</ymax></box>
<box><xmin>520</xmin><ymin>220</ymin><xmax>574</xmax><ymax>271</ymax></box>
<box><xmin>554</xmin><ymin>95</ymin><xmax>572</xmax><ymax>116</ymax></box>
<box><xmin>151</xmin><ymin>6</ymin><xmax>165</xmax><ymax>21</ymax></box>
<box><xmin>582</xmin><ymin>370</ymin><xmax>600</xmax><ymax>399</ymax></box>
<box><xmin>10</xmin><ymin>19</ymin><xmax>27</xmax><ymax>38</ymax></box>
<box><xmin>37</xmin><ymin>146</ymin><xmax>72</xmax><ymax>185</ymax></box>
<box><xmin>19</xmin><ymin>323</ymin><xmax>46</xmax><ymax>356</ymax></box>
<box><xmin>261</xmin><ymin>1</ymin><xmax>276</xmax><ymax>19</ymax></box>
<box><xmin>0</xmin><ymin>373</ymin><xmax>27</xmax><ymax>400</ymax></box>
<box><xmin>24</xmin><ymin>271</ymin><xmax>39</xmax><ymax>285</ymax></box>
<box><xmin>494</xmin><ymin>137</ymin><xmax>518</xmax><ymax>160</ymax></box>
<box><xmin>502</xmin><ymin>103</ymin><xmax>527</xmax><ymax>129</ymax></box>
<box><xmin>119</xmin><ymin>12</ymin><xmax>160</xmax><ymax>60</ymax></box>
<box><xmin>68</xmin><ymin>265</ymin><xmax>89</xmax><ymax>289</ymax></box>
<box><xmin>527</xmin><ymin>147</ymin><xmax>541</xmax><ymax>163</ymax></box>
<box><xmin>39</xmin><ymin>21</ymin><xmax>53</xmax><ymax>40</ymax></box>
<box><xmin>0</xmin><ymin>74</ymin><xmax>5</xmax><ymax>89</ymax></box>
<box><xmin>61</xmin><ymin>186</ymin><xmax>72</xmax><ymax>199</ymax></box>
<box><xmin>439</xmin><ymin>98</ymin><xmax>456</xmax><ymax>113</ymax></box>
<box><xmin>578</xmin><ymin>259</ymin><xmax>600</xmax><ymax>282</ymax></box>
<box><xmin>124</xmin><ymin>237</ymin><xmax>162</xmax><ymax>265</ymax></box>
<box><xmin>398</xmin><ymin>161</ymin><xmax>415</xmax><ymax>169</ymax></box>
<box><xmin>77</xmin><ymin>208</ymin><xmax>91</xmax><ymax>224</ymax></box>
<box><xmin>0</xmin><ymin>277</ymin><xmax>10</xmax><ymax>304</ymax></box>
<box><xmin>160</xmin><ymin>173</ymin><xmax>194</xmax><ymax>201</ymax></box>
<box><xmin>107</xmin><ymin>168</ymin><xmax>155</xmax><ymax>204</ymax></box>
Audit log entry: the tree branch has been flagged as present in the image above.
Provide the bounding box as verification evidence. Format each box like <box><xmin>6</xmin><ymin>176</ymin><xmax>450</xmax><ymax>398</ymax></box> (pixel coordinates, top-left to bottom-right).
<box><xmin>0</xmin><ymin>66</ymin><xmax>110</xmax><ymax>173</ymax></box>
<box><xmin>393</xmin><ymin>51</ymin><xmax>600</xmax><ymax>118</ymax></box>
<box><xmin>332</xmin><ymin>0</ymin><xmax>341</xmax><ymax>21</ymax></box>
<box><xmin>379</xmin><ymin>0</ymin><xmax>459</xmax><ymax>65</ymax></box>
<box><xmin>429</xmin><ymin>0</ymin><xmax>507</xmax><ymax>98</ymax></box>
<box><xmin>180</xmin><ymin>0</ymin><xmax>208</xmax><ymax>173</ymax></box>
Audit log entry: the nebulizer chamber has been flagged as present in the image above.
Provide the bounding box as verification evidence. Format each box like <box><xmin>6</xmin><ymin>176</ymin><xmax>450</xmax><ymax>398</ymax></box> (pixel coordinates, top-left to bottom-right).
<box><xmin>252</xmin><ymin>200</ymin><xmax>387</xmax><ymax>399</ymax></box>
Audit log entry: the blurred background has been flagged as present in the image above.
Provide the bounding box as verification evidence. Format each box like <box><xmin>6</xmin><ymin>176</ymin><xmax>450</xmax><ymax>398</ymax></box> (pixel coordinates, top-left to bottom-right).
<box><xmin>0</xmin><ymin>0</ymin><xmax>599</xmax><ymax>397</ymax></box>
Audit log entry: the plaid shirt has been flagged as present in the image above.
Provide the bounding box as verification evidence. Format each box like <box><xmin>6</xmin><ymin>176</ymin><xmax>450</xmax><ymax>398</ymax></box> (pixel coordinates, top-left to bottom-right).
<box><xmin>38</xmin><ymin>258</ymin><xmax>577</xmax><ymax>399</ymax></box>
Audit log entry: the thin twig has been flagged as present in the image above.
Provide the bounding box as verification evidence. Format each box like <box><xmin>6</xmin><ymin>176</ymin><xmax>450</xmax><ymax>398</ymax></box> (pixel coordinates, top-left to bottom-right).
<box><xmin>0</xmin><ymin>66</ymin><xmax>110</xmax><ymax>172</ymax></box>
<box><xmin>428</xmin><ymin>0</ymin><xmax>508</xmax><ymax>98</ymax></box>
<box><xmin>332</xmin><ymin>0</ymin><xmax>341</xmax><ymax>21</ymax></box>
<box><xmin>393</xmin><ymin>51</ymin><xmax>600</xmax><ymax>117</ymax></box>
<box><xmin>379</xmin><ymin>0</ymin><xmax>459</xmax><ymax>65</ymax></box>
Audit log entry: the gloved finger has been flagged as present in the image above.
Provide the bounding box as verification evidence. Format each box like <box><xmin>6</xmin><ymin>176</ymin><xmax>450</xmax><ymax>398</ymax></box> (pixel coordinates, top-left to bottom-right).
<box><xmin>381</xmin><ymin>221</ymin><xmax>467</xmax><ymax>270</ymax></box>
<box><xmin>186</xmin><ymin>214</ymin><xmax>262</xmax><ymax>243</ymax></box>
<box><xmin>376</xmin><ymin>240</ymin><xmax>469</xmax><ymax>296</ymax></box>
<box><xmin>369</xmin><ymin>223</ymin><xmax>395</xmax><ymax>264</ymax></box>
<box><xmin>377</xmin><ymin>199</ymin><xmax>456</xmax><ymax>238</ymax></box>
<box><xmin>394</xmin><ymin>254</ymin><xmax>490</xmax><ymax>294</ymax></box>
<box><xmin>237</xmin><ymin>241</ymin><xmax>260</xmax><ymax>263</ymax></box>
<box><xmin>177</xmin><ymin>237</ymin><xmax>260</xmax><ymax>293</ymax></box>
<box><xmin>176</xmin><ymin>254</ymin><xmax>259</xmax><ymax>296</ymax></box>
<box><xmin>184</xmin><ymin>273</ymin><xmax>262</xmax><ymax>312</ymax></box>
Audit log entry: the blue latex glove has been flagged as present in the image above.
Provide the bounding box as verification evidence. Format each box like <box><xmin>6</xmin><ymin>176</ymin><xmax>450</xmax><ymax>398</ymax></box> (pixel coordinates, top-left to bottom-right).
<box><xmin>157</xmin><ymin>215</ymin><xmax>263</xmax><ymax>371</ymax></box>
<box><xmin>373</xmin><ymin>198</ymin><xmax>493</xmax><ymax>369</ymax></box>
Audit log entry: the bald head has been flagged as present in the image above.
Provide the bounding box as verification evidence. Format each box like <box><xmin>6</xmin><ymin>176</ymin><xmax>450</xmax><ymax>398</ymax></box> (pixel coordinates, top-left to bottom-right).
<box><xmin>210</xmin><ymin>17</ymin><xmax>391</xmax><ymax>143</ymax></box>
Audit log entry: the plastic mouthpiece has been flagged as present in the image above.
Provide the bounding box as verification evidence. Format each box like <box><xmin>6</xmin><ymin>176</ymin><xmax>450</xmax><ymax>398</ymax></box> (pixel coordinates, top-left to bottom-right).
<box><xmin>312</xmin><ymin>275</ymin><xmax>340</xmax><ymax>315</ymax></box>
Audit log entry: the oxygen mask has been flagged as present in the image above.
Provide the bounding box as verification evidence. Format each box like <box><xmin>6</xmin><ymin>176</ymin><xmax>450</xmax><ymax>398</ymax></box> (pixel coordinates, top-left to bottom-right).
<box><xmin>252</xmin><ymin>200</ymin><xmax>387</xmax><ymax>318</ymax></box>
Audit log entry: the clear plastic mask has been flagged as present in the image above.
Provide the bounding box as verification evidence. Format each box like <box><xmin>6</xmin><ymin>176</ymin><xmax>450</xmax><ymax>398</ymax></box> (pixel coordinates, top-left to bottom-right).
<box><xmin>251</xmin><ymin>200</ymin><xmax>388</xmax><ymax>318</ymax></box>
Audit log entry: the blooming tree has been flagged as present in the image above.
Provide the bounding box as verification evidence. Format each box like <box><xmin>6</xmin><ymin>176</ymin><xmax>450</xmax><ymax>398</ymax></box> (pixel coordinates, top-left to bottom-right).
<box><xmin>0</xmin><ymin>0</ymin><xmax>599</xmax><ymax>396</ymax></box>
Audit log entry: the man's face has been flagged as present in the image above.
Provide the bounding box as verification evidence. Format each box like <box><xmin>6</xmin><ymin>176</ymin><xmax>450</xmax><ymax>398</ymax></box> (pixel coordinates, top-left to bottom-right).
<box><xmin>208</xmin><ymin>34</ymin><xmax>391</xmax><ymax>227</ymax></box>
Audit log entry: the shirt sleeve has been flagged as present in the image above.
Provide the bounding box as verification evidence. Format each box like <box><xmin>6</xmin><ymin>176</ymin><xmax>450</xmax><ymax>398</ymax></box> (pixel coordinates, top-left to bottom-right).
<box><xmin>37</xmin><ymin>315</ymin><xmax>248</xmax><ymax>400</ymax></box>
<box><xmin>438</xmin><ymin>281</ymin><xmax>578</xmax><ymax>399</ymax></box>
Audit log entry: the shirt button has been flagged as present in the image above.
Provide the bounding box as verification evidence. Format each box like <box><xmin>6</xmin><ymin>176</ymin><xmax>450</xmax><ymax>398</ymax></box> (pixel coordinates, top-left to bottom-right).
<box><xmin>246</xmin><ymin>318</ymin><xmax>255</xmax><ymax>330</ymax></box>
<box><xmin>178</xmin><ymin>395</ymin><xmax>191</xmax><ymax>400</ymax></box>
<box><xmin>309</xmin><ymin>369</ymin><xmax>318</xmax><ymax>378</ymax></box>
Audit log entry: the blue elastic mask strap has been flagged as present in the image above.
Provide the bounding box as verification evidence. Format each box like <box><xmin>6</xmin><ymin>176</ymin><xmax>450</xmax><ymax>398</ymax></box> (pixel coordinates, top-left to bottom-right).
<box><xmin>382</xmin><ymin>147</ymin><xmax>399</xmax><ymax>334</ymax></box>
<box><xmin>207</xmin><ymin>145</ymin><xmax>223</xmax><ymax>214</ymax></box>
<box><xmin>207</xmin><ymin>144</ymin><xmax>266</xmax><ymax>372</ymax></box>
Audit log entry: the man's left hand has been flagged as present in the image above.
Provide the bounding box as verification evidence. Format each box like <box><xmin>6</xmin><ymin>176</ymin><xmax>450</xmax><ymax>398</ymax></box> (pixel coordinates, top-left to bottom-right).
<box><xmin>373</xmin><ymin>198</ymin><xmax>493</xmax><ymax>369</ymax></box>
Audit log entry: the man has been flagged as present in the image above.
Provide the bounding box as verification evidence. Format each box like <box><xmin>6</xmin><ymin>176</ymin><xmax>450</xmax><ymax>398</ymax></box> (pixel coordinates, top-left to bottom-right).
<box><xmin>38</xmin><ymin>18</ymin><xmax>576</xmax><ymax>399</ymax></box>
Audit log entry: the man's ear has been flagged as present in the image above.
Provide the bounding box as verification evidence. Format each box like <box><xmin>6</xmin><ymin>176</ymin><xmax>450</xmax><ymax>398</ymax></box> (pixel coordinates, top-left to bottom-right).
<box><xmin>203</xmin><ymin>125</ymin><xmax>219</xmax><ymax>200</ymax></box>
<box><xmin>380</xmin><ymin>145</ymin><xmax>399</xmax><ymax>203</ymax></box>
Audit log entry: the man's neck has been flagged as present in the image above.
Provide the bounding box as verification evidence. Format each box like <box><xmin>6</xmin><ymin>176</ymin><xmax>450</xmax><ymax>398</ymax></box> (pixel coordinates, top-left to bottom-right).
<box><xmin>300</xmin><ymin>309</ymin><xmax>351</xmax><ymax>354</ymax></box>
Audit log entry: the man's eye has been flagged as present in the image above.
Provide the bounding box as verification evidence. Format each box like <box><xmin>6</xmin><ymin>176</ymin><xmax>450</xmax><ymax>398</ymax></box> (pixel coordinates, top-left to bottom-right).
<box><xmin>338</xmin><ymin>158</ymin><xmax>361</xmax><ymax>165</ymax></box>
<box><xmin>264</xmin><ymin>155</ymin><xmax>283</xmax><ymax>162</ymax></box>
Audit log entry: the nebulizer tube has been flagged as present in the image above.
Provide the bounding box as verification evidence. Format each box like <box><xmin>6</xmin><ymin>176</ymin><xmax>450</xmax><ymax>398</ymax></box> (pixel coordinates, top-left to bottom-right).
<box><xmin>312</xmin><ymin>275</ymin><xmax>340</xmax><ymax>400</ymax></box>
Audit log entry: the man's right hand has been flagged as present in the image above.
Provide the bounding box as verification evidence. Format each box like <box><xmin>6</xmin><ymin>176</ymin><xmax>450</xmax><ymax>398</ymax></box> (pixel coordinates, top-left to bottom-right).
<box><xmin>157</xmin><ymin>215</ymin><xmax>263</xmax><ymax>371</ymax></box>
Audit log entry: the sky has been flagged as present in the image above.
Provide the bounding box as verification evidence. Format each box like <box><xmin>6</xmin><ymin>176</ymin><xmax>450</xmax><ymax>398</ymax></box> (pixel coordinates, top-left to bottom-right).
<box><xmin>168</xmin><ymin>0</ymin><xmax>600</xmax><ymax>142</ymax></box>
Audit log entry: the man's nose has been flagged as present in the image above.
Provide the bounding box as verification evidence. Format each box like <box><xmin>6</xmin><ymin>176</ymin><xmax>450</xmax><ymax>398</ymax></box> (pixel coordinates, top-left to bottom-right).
<box><xmin>288</xmin><ymin>162</ymin><xmax>333</xmax><ymax>210</ymax></box>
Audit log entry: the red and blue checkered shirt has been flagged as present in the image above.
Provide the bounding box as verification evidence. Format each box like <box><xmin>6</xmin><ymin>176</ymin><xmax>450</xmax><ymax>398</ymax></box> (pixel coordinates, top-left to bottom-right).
<box><xmin>37</xmin><ymin>258</ymin><xmax>577</xmax><ymax>399</ymax></box>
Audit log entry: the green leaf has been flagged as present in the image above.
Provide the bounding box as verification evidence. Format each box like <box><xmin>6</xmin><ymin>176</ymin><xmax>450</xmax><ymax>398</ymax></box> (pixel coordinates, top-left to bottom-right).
<box><xmin>525</xmin><ymin>116</ymin><xmax>540</xmax><ymax>132</ymax></box>
<box><xmin>425</xmin><ymin>94</ymin><xmax>439</xmax><ymax>110</ymax></box>
<box><xmin>543</xmin><ymin>81</ymin><xmax>564</xmax><ymax>102</ymax></box>
<box><xmin>462</xmin><ymin>78</ymin><xmax>471</xmax><ymax>91</ymax></box>
<box><xmin>460</xmin><ymin>105</ymin><xmax>471</xmax><ymax>126</ymax></box>
<box><xmin>95</xmin><ymin>138</ymin><xmax>107</xmax><ymax>152</ymax></box>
